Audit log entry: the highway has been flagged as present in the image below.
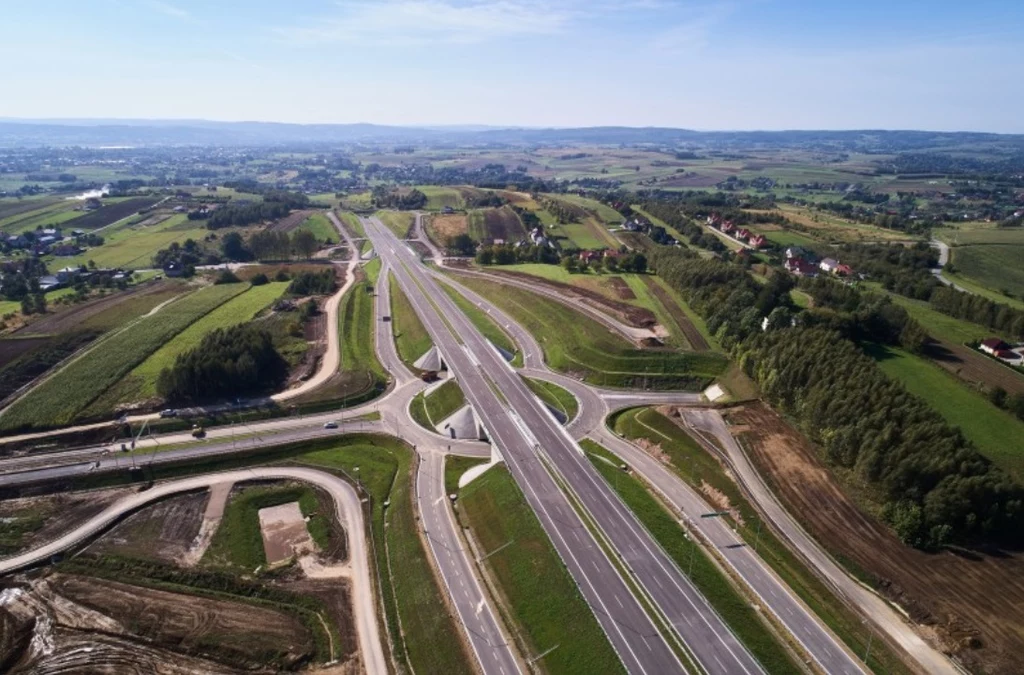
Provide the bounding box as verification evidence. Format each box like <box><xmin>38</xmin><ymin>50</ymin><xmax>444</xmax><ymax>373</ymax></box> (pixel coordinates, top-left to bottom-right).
<box><xmin>0</xmin><ymin>466</ymin><xmax>388</xmax><ymax>675</ymax></box>
<box><xmin>366</xmin><ymin>215</ymin><xmax>762</xmax><ymax>675</ymax></box>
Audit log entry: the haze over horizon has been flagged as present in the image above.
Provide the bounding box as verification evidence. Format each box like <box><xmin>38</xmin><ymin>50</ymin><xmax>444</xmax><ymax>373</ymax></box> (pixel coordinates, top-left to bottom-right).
<box><xmin>2</xmin><ymin>0</ymin><xmax>1023</xmax><ymax>133</ymax></box>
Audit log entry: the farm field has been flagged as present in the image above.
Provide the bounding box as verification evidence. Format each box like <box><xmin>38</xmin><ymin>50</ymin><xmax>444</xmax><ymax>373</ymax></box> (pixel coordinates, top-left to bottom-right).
<box><xmin>88</xmin><ymin>282</ymin><xmax>288</xmax><ymax>408</ymax></box>
<box><xmin>414</xmin><ymin>185</ymin><xmax>466</xmax><ymax>210</ymax></box>
<box><xmin>388</xmin><ymin>273</ymin><xmax>431</xmax><ymax>366</ymax></box>
<box><xmin>465</xmin><ymin>275</ymin><xmax>727</xmax><ymax>388</ymax></box>
<box><xmin>730</xmin><ymin>402</ymin><xmax>1024</xmax><ymax>675</ymax></box>
<box><xmin>870</xmin><ymin>345</ymin><xmax>1024</xmax><ymax>480</ymax></box>
<box><xmin>555</xmin><ymin>193</ymin><xmax>623</xmax><ymax>224</ymax></box>
<box><xmin>51</xmin><ymin>212</ymin><xmax>212</xmax><ymax>270</ymax></box>
<box><xmin>0</xmin><ymin>199</ymin><xmax>87</xmax><ymax>233</ymax></box>
<box><xmin>581</xmin><ymin>440</ymin><xmax>801</xmax><ymax>674</ymax></box>
<box><xmin>425</xmin><ymin>213</ymin><xmax>468</xmax><ymax>247</ymax></box>
<box><xmin>772</xmin><ymin>204</ymin><xmax>918</xmax><ymax>243</ymax></box>
<box><xmin>951</xmin><ymin>244</ymin><xmax>1024</xmax><ymax>300</ymax></box>
<box><xmin>467</xmin><ymin>205</ymin><xmax>526</xmax><ymax>243</ymax></box>
<box><xmin>0</xmin><ymin>283</ymin><xmax>245</xmax><ymax>430</ymax></box>
<box><xmin>456</xmin><ymin>465</ymin><xmax>627</xmax><ymax>675</ymax></box>
<box><xmin>63</xmin><ymin>197</ymin><xmax>162</xmax><ymax>231</ymax></box>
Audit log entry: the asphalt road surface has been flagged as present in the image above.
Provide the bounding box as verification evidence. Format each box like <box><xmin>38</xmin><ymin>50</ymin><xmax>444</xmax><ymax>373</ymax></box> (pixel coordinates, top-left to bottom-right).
<box><xmin>0</xmin><ymin>466</ymin><xmax>388</xmax><ymax>675</ymax></box>
<box><xmin>366</xmin><ymin>216</ymin><xmax>762</xmax><ymax>675</ymax></box>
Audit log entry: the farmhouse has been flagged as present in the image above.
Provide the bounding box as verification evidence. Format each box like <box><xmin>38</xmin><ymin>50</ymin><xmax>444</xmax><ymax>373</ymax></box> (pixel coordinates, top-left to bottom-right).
<box><xmin>979</xmin><ymin>338</ymin><xmax>1010</xmax><ymax>356</ymax></box>
<box><xmin>785</xmin><ymin>257</ymin><xmax>819</xmax><ymax>277</ymax></box>
<box><xmin>749</xmin><ymin>234</ymin><xmax>767</xmax><ymax>248</ymax></box>
<box><xmin>819</xmin><ymin>258</ymin><xmax>839</xmax><ymax>274</ymax></box>
<box><xmin>720</xmin><ymin>221</ymin><xmax>735</xmax><ymax>235</ymax></box>
<box><xmin>735</xmin><ymin>228</ymin><xmax>751</xmax><ymax>241</ymax></box>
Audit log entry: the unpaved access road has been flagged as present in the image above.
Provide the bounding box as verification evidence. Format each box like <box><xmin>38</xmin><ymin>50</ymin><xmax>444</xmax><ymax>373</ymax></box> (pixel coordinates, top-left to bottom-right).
<box><xmin>0</xmin><ymin>466</ymin><xmax>387</xmax><ymax>675</ymax></box>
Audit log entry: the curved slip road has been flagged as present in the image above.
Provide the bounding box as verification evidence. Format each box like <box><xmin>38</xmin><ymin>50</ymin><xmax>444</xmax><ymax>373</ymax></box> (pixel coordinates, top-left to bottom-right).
<box><xmin>0</xmin><ymin>466</ymin><xmax>388</xmax><ymax>675</ymax></box>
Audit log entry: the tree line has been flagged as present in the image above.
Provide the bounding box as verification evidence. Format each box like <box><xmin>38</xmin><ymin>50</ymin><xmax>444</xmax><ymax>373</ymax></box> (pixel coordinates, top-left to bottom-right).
<box><xmin>649</xmin><ymin>245</ymin><xmax>1024</xmax><ymax>549</ymax></box>
<box><xmin>193</xmin><ymin>191</ymin><xmax>310</xmax><ymax>229</ymax></box>
<box><xmin>157</xmin><ymin>324</ymin><xmax>288</xmax><ymax>402</ymax></box>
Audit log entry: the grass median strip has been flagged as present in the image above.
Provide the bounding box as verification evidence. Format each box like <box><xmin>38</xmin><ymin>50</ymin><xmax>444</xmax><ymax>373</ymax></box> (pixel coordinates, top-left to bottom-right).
<box><xmin>456</xmin><ymin>465</ymin><xmax>627</xmax><ymax>675</ymax></box>
<box><xmin>580</xmin><ymin>439</ymin><xmax>801</xmax><ymax>675</ymax></box>
<box><xmin>0</xmin><ymin>284</ymin><xmax>246</xmax><ymax>430</ymax></box>
<box><xmin>438</xmin><ymin>279</ymin><xmax>519</xmax><ymax>358</ymax></box>
<box><xmin>388</xmin><ymin>272</ymin><xmax>432</xmax><ymax>366</ymax></box>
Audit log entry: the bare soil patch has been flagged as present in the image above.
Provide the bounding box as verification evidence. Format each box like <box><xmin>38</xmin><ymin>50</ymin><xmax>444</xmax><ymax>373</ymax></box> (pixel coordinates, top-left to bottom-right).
<box><xmin>0</xmin><ymin>337</ymin><xmax>51</xmax><ymax>369</ymax></box>
<box><xmin>926</xmin><ymin>339</ymin><xmax>1024</xmax><ymax>396</ymax></box>
<box><xmin>642</xmin><ymin>276</ymin><xmax>710</xmax><ymax>350</ymax></box>
<box><xmin>605</xmin><ymin>276</ymin><xmax>636</xmax><ymax>301</ymax></box>
<box><xmin>0</xmin><ymin>487</ymin><xmax>132</xmax><ymax>555</ymax></box>
<box><xmin>258</xmin><ymin>501</ymin><xmax>315</xmax><ymax>566</ymax></box>
<box><xmin>267</xmin><ymin>209</ymin><xmax>316</xmax><ymax>233</ymax></box>
<box><xmin>729</xmin><ymin>402</ymin><xmax>1024</xmax><ymax>675</ymax></box>
<box><xmin>90</xmin><ymin>491</ymin><xmax>208</xmax><ymax>564</ymax></box>
<box><xmin>428</xmin><ymin>214</ymin><xmax>468</xmax><ymax>242</ymax></box>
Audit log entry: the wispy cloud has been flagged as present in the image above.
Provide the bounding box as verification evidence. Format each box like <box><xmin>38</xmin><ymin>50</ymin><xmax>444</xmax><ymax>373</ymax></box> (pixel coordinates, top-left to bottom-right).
<box><xmin>146</xmin><ymin>0</ymin><xmax>203</xmax><ymax>25</ymax></box>
<box><xmin>278</xmin><ymin>0</ymin><xmax>572</xmax><ymax>45</ymax></box>
<box><xmin>651</xmin><ymin>4</ymin><xmax>732</xmax><ymax>55</ymax></box>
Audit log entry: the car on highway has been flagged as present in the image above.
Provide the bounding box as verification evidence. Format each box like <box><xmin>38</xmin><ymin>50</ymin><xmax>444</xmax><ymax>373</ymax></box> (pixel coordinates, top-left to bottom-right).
<box><xmin>324</xmin><ymin>421</ymin><xmax>339</xmax><ymax>429</ymax></box>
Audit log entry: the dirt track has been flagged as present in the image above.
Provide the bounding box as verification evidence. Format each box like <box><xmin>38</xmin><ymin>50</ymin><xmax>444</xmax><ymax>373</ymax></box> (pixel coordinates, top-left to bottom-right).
<box><xmin>728</xmin><ymin>402</ymin><xmax>1024</xmax><ymax>675</ymax></box>
<box><xmin>926</xmin><ymin>339</ymin><xmax>1024</xmax><ymax>395</ymax></box>
<box><xmin>641</xmin><ymin>276</ymin><xmax>710</xmax><ymax>350</ymax></box>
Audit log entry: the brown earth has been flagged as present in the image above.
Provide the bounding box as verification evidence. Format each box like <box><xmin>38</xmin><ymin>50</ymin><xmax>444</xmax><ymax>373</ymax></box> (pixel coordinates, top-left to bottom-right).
<box><xmin>50</xmin><ymin>574</ymin><xmax>314</xmax><ymax>670</ymax></box>
<box><xmin>89</xmin><ymin>491</ymin><xmax>208</xmax><ymax>564</ymax></box>
<box><xmin>428</xmin><ymin>214</ymin><xmax>469</xmax><ymax>242</ymax></box>
<box><xmin>0</xmin><ymin>197</ymin><xmax>61</xmax><ymax>222</ymax></box>
<box><xmin>486</xmin><ymin>268</ymin><xmax>657</xmax><ymax>328</ymax></box>
<box><xmin>15</xmin><ymin>281</ymin><xmax>182</xmax><ymax>336</ymax></box>
<box><xmin>657</xmin><ymin>173</ymin><xmax>723</xmax><ymax>188</ymax></box>
<box><xmin>728</xmin><ymin>402</ymin><xmax>1024</xmax><ymax>675</ymax></box>
<box><xmin>926</xmin><ymin>339</ymin><xmax>1024</xmax><ymax>396</ymax></box>
<box><xmin>605</xmin><ymin>276</ymin><xmax>636</xmax><ymax>301</ymax></box>
<box><xmin>267</xmin><ymin>209</ymin><xmax>316</xmax><ymax>233</ymax></box>
<box><xmin>641</xmin><ymin>276</ymin><xmax>710</xmax><ymax>351</ymax></box>
<box><xmin>0</xmin><ymin>337</ymin><xmax>51</xmax><ymax>369</ymax></box>
<box><xmin>0</xmin><ymin>487</ymin><xmax>133</xmax><ymax>555</ymax></box>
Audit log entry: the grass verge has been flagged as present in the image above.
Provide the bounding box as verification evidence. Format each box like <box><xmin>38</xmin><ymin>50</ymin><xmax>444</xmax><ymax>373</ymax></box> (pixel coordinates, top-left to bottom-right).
<box><xmin>444</xmin><ymin>455</ymin><xmax>487</xmax><ymax>496</ymax></box>
<box><xmin>438</xmin><ymin>280</ymin><xmax>519</xmax><ymax>359</ymax></box>
<box><xmin>456</xmin><ymin>465</ymin><xmax>627</xmax><ymax>675</ymax></box>
<box><xmin>389</xmin><ymin>272</ymin><xmax>432</xmax><ymax>366</ymax></box>
<box><xmin>523</xmin><ymin>376</ymin><xmax>578</xmax><ymax>423</ymax></box>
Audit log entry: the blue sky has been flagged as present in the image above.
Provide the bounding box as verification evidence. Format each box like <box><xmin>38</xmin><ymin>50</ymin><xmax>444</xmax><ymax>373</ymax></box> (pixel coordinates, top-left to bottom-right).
<box><xmin>1</xmin><ymin>0</ymin><xmax>1022</xmax><ymax>131</ymax></box>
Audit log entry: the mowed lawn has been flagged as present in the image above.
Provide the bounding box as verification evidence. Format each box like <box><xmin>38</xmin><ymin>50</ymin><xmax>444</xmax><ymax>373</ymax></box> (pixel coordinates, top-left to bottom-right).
<box><xmin>0</xmin><ymin>284</ymin><xmax>244</xmax><ymax>430</ymax></box>
<box><xmin>123</xmin><ymin>282</ymin><xmax>289</xmax><ymax>397</ymax></box>
<box><xmin>872</xmin><ymin>345</ymin><xmax>1024</xmax><ymax>480</ymax></box>
<box><xmin>389</xmin><ymin>273</ymin><xmax>431</xmax><ymax>365</ymax></box>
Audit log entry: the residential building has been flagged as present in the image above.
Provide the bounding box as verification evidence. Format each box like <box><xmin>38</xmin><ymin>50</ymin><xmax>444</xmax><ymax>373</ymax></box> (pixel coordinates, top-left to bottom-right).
<box><xmin>980</xmin><ymin>338</ymin><xmax>1010</xmax><ymax>356</ymax></box>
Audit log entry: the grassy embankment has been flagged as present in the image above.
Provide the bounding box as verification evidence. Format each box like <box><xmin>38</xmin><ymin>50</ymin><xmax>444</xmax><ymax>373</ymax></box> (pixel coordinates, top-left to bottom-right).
<box><xmin>335</xmin><ymin>266</ymin><xmax>387</xmax><ymax>399</ymax></box>
<box><xmin>298</xmin><ymin>212</ymin><xmax>340</xmax><ymax>244</ymax></box>
<box><xmin>610</xmin><ymin>407</ymin><xmax>910</xmax><ymax>675</ymax></box>
<box><xmin>388</xmin><ymin>273</ymin><xmax>432</xmax><ymax>366</ymax></box>
<box><xmin>581</xmin><ymin>439</ymin><xmax>801</xmax><ymax>674</ymax></box>
<box><xmin>465</xmin><ymin>276</ymin><xmax>728</xmax><ymax>389</ymax></box>
<box><xmin>376</xmin><ymin>210</ymin><xmax>415</xmax><ymax>239</ymax></box>
<box><xmin>410</xmin><ymin>379</ymin><xmax>466</xmax><ymax>431</ymax></box>
<box><xmin>336</xmin><ymin>210</ymin><xmax>366</xmax><ymax>238</ymax></box>
<box><xmin>86</xmin><ymin>282</ymin><xmax>289</xmax><ymax>409</ymax></box>
<box><xmin>523</xmin><ymin>376</ymin><xmax>578</xmax><ymax>422</ymax></box>
<box><xmin>870</xmin><ymin>345</ymin><xmax>1024</xmax><ymax>480</ymax></box>
<box><xmin>438</xmin><ymin>280</ymin><xmax>520</xmax><ymax>364</ymax></box>
<box><xmin>444</xmin><ymin>455</ymin><xmax>487</xmax><ymax>495</ymax></box>
<box><xmin>0</xmin><ymin>284</ymin><xmax>245</xmax><ymax>430</ymax></box>
<box><xmin>456</xmin><ymin>465</ymin><xmax>627</xmax><ymax>675</ymax></box>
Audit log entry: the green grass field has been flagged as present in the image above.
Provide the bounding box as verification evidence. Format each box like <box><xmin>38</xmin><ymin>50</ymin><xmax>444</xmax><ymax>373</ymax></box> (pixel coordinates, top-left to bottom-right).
<box><xmin>389</xmin><ymin>273</ymin><xmax>432</xmax><ymax>366</ymax></box>
<box><xmin>0</xmin><ymin>200</ymin><xmax>85</xmax><ymax>234</ymax></box>
<box><xmin>99</xmin><ymin>282</ymin><xmax>288</xmax><ymax>402</ymax></box>
<box><xmin>610</xmin><ymin>408</ymin><xmax>910</xmax><ymax>675</ymax></box>
<box><xmin>51</xmin><ymin>213</ymin><xmax>213</xmax><ymax>270</ymax></box>
<box><xmin>339</xmin><ymin>274</ymin><xmax>387</xmax><ymax>387</ymax></box>
<box><xmin>581</xmin><ymin>440</ymin><xmax>801</xmax><ymax>675</ymax></box>
<box><xmin>523</xmin><ymin>376</ymin><xmax>579</xmax><ymax>422</ymax></box>
<box><xmin>376</xmin><ymin>210</ymin><xmax>414</xmax><ymax>239</ymax></box>
<box><xmin>423</xmin><ymin>379</ymin><xmax>465</xmax><ymax>424</ymax></box>
<box><xmin>870</xmin><ymin>345</ymin><xmax>1024</xmax><ymax>480</ymax></box>
<box><xmin>203</xmin><ymin>484</ymin><xmax>327</xmax><ymax>571</ymax></box>
<box><xmin>457</xmin><ymin>465</ymin><xmax>627</xmax><ymax>675</ymax></box>
<box><xmin>414</xmin><ymin>186</ymin><xmax>465</xmax><ymax>210</ymax></box>
<box><xmin>438</xmin><ymin>280</ymin><xmax>518</xmax><ymax>359</ymax></box>
<box><xmin>952</xmin><ymin>244</ymin><xmax>1024</xmax><ymax>300</ymax></box>
<box><xmin>296</xmin><ymin>437</ymin><xmax>473</xmax><ymax>673</ymax></box>
<box><xmin>337</xmin><ymin>211</ymin><xmax>366</xmax><ymax>238</ymax></box>
<box><xmin>0</xmin><ymin>284</ymin><xmax>244</xmax><ymax>430</ymax></box>
<box><xmin>444</xmin><ymin>455</ymin><xmax>487</xmax><ymax>495</ymax></box>
<box><xmin>298</xmin><ymin>212</ymin><xmax>339</xmax><ymax>244</ymax></box>
<box><xmin>554</xmin><ymin>193</ymin><xmax>623</xmax><ymax>224</ymax></box>
<box><xmin>465</xmin><ymin>276</ymin><xmax>728</xmax><ymax>388</ymax></box>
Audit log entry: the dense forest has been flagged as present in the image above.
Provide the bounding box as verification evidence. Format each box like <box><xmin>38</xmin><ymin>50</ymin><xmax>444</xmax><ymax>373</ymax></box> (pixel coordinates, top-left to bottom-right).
<box><xmin>649</xmin><ymin>245</ymin><xmax>1024</xmax><ymax>549</ymax></box>
<box><xmin>286</xmin><ymin>269</ymin><xmax>337</xmax><ymax>296</ymax></box>
<box><xmin>195</xmin><ymin>191</ymin><xmax>309</xmax><ymax>229</ymax></box>
<box><xmin>157</xmin><ymin>325</ymin><xmax>287</xmax><ymax>401</ymax></box>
